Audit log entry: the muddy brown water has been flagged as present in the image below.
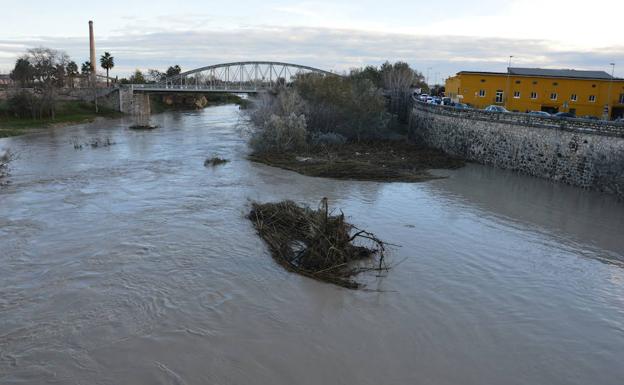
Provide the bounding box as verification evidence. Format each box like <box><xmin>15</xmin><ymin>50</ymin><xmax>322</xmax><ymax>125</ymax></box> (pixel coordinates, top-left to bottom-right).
<box><xmin>1</xmin><ymin>105</ymin><xmax>623</xmax><ymax>385</ymax></box>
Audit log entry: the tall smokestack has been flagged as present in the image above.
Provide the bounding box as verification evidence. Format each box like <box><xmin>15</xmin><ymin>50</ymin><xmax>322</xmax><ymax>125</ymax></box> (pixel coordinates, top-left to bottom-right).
<box><xmin>89</xmin><ymin>21</ymin><xmax>96</xmax><ymax>74</ymax></box>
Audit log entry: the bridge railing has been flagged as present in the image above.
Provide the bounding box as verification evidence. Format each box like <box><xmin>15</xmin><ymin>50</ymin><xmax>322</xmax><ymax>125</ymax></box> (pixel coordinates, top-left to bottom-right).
<box><xmin>128</xmin><ymin>83</ymin><xmax>266</xmax><ymax>92</ymax></box>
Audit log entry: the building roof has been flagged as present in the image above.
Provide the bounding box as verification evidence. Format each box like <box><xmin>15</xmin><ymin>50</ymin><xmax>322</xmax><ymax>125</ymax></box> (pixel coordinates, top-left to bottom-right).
<box><xmin>455</xmin><ymin>68</ymin><xmax>616</xmax><ymax>81</ymax></box>
<box><xmin>508</xmin><ymin>67</ymin><xmax>613</xmax><ymax>80</ymax></box>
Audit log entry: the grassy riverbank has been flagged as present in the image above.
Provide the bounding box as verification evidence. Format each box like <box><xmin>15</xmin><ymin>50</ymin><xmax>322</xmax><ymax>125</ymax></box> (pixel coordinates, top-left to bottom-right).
<box><xmin>249</xmin><ymin>141</ymin><xmax>464</xmax><ymax>182</ymax></box>
<box><xmin>0</xmin><ymin>100</ymin><xmax>121</xmax><ymax>138</ymax></box>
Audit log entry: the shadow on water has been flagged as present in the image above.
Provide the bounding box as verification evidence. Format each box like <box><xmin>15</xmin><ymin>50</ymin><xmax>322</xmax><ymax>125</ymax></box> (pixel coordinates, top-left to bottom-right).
<box><xmin>428</xmin><ymin>164</ymin><xmax>624</xmax><ymax>264</ymax></box>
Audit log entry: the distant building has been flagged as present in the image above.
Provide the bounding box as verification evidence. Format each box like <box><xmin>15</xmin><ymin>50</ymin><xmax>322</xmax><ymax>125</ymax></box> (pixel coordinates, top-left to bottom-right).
<box><xmin>0</xmin><ymin>74</ymin><xmax>13</xmax><ymax>87</ymax></box>
<box><xmin>445</xmin><ymin>68</ymin><xmax>624</xmax><ymax>119</ymax></box>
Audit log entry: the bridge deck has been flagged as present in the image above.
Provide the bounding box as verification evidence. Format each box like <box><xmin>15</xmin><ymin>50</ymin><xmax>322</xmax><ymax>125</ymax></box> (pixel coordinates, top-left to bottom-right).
<box><xmin>130</xmin><ymin>85</ymin><xmax>263</xmax><ymax>93</ymax></box>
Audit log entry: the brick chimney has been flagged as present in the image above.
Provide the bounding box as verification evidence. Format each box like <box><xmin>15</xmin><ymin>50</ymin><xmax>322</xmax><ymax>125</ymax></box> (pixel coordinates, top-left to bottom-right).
<box><xmin>89</xmin><ymin>21</ymin><xmax>96</xmax><ymax>75</ymax></box>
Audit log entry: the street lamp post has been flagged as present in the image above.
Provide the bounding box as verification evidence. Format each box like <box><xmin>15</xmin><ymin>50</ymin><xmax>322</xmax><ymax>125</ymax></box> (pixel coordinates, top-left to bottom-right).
<box><xmin>426</xmin><ymin>67</ymin><xmax>432</xmax><ymax>89</ymax></box>
<box><xmin>506</xmin><ymin>55</ymin><xmax>513</xmax><ymax>109</ymax></box>
<box><xmin>607</xmin><ymin>63</ymin><xmax>615</xmax><ymax>120</ymax></box>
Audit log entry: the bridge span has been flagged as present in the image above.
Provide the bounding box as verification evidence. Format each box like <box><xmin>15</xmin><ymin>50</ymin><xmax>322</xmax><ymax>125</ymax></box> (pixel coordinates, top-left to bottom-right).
<box><xmin>118</xmin><ymin>61</ymin><xmax>338</xmax><ymax>125</ymax></box>
<box><xmin>131</xmin><ymin>61</ymin><xmax>339</xmax><ymax>94</ymax></box>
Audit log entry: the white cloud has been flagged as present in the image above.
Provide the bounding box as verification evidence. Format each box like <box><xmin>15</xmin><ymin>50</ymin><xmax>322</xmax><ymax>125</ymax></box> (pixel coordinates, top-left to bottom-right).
<box><xmin>0</xmin><ymin>25</ymin><xmax>622</xmax><ymax>81</ymax></box>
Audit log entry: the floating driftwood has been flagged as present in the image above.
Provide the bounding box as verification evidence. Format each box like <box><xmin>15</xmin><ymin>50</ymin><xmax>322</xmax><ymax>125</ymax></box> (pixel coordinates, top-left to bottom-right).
<box><xmin>70</xmin><ymin>137</ymin><xmax>116</xmax><ymax>150</ymax></box>
<box><xmin>129</xmin><ymin>125</ymin><xmax>158</xmax><ymax>130</ymax></box>
<box><xmin>204</xmin><ymin>157</ymin><xmax>229</xmax><ymax>167</ymax></box>
<box><xmin>248</xmin><ymin>198</ymin><xmax>389</xmax><ymax>289</ymax></box>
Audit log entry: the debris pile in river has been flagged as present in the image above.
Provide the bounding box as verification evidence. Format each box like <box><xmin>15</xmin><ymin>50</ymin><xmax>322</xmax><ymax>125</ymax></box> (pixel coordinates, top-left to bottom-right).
<box><xmin>0</xmin><ymin>149</ymin><xmax>13</xmax><ymax>184</ymax></box>
<box><xmin>129</xmin><ymin>124</ymin><xmax>158</xmax><ymax>130</ymax></box>
<box><xmin>70</xmin><ymin>137</ymin><xmax>116</xmax><ymax>150</ymax></box>
<box><xmin>204</xmin><ymin>157</ymin><xmax>229</xmax><ymax>167</ymax></box>
<box><xmin>248</xmin><ymin>198</ymin><xmax>388</xmax><ymax>289</ymax></box>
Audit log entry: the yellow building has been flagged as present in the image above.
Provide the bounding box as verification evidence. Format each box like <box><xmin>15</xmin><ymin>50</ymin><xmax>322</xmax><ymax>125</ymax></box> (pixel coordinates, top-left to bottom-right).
<box><xmin>445</xmin><ymin>68</ymin><xmax>624</xmax><ymax>119</ymax></box>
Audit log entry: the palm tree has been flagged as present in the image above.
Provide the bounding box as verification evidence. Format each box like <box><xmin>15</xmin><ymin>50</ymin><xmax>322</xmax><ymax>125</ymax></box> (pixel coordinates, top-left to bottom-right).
<box><xmin>100</xmin><ymin>52</ymin><xmax>114</xmax><ymax>87</ymax></box>
<box><xmin>81</xmin><ymin>61</ymin><xmax>92</xmax><ymax>75</ymax></box>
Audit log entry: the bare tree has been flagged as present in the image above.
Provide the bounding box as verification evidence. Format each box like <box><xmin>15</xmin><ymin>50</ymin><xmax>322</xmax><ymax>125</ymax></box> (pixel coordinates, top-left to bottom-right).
<box><xmin>25</xmin><ymin>47</ymin><xmax>70</xmax><ymax>119</ymax></box>
<box><xmin>381</xmin><ymin>62</ymin><xmax>421</xmax><ymax>123</ymax></box>
<box><xmin>147</xmin><ymin>69</ymin><xmax>165</xmax><ymax>83</ymax></box>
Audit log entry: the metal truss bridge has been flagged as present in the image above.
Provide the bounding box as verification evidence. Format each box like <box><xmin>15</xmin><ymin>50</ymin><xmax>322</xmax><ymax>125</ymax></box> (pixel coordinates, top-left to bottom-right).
<box><xmin>129</xmin><ymin>61</ymin><xmax>339</xmax><ymax>93</ymax></box>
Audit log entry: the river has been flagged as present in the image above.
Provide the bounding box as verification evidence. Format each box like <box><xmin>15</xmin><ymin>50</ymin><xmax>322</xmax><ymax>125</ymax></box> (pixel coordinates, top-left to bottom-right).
<box><xmin>1</xmin><ymin>105</ymin><xmax>623</xmax><ymax>385</ymax></box>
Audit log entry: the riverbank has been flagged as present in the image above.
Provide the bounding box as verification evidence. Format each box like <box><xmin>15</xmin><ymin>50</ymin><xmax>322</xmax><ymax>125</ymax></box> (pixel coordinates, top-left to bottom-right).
<box><xmin>249</xmin><ymin>141</ymin><xmax>464</xmax><ymax>182</ymax></box>
<box><xmin>0</xmin><ymin>100</ymin><xmax>122</xmax><ymax>138</ymax></box>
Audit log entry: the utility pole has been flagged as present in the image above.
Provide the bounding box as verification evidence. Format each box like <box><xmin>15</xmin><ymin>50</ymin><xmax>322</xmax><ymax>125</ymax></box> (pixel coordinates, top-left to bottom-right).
<box><xmin>607</xmin><ymin>63</ymin><xmax>615</xmax><ymax>120</ymax></box>
<box><xmin>426</xmin><ymin>67</ymin><xmax>432</xmax><ymax>90</ymax></box>
<box><xmin>506</xmin><ymin>55</ymin><xmax>513</xmax><ymax>109</ymax></box>
<box><xmin>89</xmin><ymin>20</ymin><xmax>98</xmax><ymax>113</ymax></box>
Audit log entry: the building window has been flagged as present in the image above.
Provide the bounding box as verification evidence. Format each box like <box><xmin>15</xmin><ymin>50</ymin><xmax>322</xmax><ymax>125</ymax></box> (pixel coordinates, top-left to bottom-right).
<box><xmin>479</xmin><ymin>89</ymin><xmax>486</xmax><ymax>97</ymax></box>
<box><xmin>515</xmin><ymin>80</ymin><xmax>521</xmax><ymax>84</ymax></box>
<box><xmin>533</xmin><ymin>81</ymin><xmax>538</xmax><ymax>85</ymax></box>
<box><xmin>530</xmin><ymin>92</ymin><xmax>538</xmax><ymax>99</ymax></box>
<box><xmin>495</xmin><ymin>90</ymin><xmax>504</xmax><ymax>103</ymax></box>
<box><xmin>592</xmin><ymin>84</ymin><xmax>596</xmax><ymax>88</ymax></box>
<box><xmin>619</xmin><ymin>93</ymin><xmax>624</xmax><ymax>104</ymax></box>
<box><xmin>553</xmin><ymin>82</ymin><xmax>559</xmax><ymax>86</ymax></box>
<box><xmin>589</xmin><ymin>95</ymin><xmax>596</xmax><ymax>102</ymax></box>
<box><xmin>513</xmin><ymin>91</ymin><xmax>521</xmax><ymax>98</ymax></box>
<box><xmin>481</xmin><ymin>79</ymin><xmax>486</xmax><ymax>83</ymax></box>
<box><xmin>550</xmin><ymin>93</ymin><xmax>558</xmax><ymax>100</ymax></box>
<box><xmin>570</xmin><ymin>94</ymin><xmax>577</xmax><ymax>102</ymax></box>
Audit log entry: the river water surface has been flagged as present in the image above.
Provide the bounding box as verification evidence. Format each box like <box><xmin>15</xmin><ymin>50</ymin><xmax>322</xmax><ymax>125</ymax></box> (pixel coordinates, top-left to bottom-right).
<box><xmin>1</xmin><ymin>105</ymin><xmax>624</xmax><ymax>385</ymax></box>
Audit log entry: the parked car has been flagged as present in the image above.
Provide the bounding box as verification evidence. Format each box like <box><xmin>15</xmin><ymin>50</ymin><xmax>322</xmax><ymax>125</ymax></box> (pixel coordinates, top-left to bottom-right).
<box><xmin>553</xmin><ymin>112</ymin><xmax>576</xmax><ymax>119</ymax></box>
<box><xmin>614</xmin><ymin>118</ymin><xmax>624</xmax><ymax>123</ymax></box>
<box><xmin>418</xmin><ymin>94</ymin><xmax>429</xmax><ymax>101</ymax></box>
<box><xmin>484</xmin><ymin>105</ymin><xmax>509</xmax><ymax>113</ymax></box>
<box><xmin>580</xmin><ymin>115</ymin><xmax>600</xmax><ymax>120</ymax></box>
<box><xmin>453</xmin><ymin>103</ymin><xmax>471</xmax><ymax>110</ymax></box>
<box><xmin>528</xmin><ymin>111</ymin><xmax>551</xmax><ymax>117</ymax></box>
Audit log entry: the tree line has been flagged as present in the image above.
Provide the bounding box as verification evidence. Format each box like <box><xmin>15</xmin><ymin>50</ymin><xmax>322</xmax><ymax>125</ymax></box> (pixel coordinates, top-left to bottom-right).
<box><xmin>118</xmin><ymin>65</ymin><xmax>182</xmax><ymax>84</ymax></box>
<box><xmin>249</xmin><ymin>61</ymin><xmax>428</xmax><ymax>153</ymax></box>
<box><xmin>4</xmin><ymin>46</ymin><xmax>186</xmax><ymax>120</ymax></box>
<box><xmin>10</xmin><ymin>48</ymin><xmax>116</xmax><ymax>88</ymax></box>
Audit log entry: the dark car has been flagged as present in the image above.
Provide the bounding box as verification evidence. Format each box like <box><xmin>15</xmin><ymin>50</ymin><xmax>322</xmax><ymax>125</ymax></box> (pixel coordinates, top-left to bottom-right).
<box><xmin>454</xmin><ymin>103</ymin><xmax>471</xmax><ymax>110</ymax></box>
<box><xmin>553</xmin><ymin>112</ymin><xmax>576</xmax><ymax>119</ymax></box>
<box><xmin>528</xmin><ymin>111</ymin><xmax>551</xmax><ymax>117</ymax></box>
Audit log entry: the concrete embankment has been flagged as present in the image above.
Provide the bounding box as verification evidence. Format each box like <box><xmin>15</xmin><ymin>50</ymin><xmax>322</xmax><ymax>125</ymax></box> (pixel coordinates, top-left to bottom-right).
<box><xmin>410</xmin><ymin>102</ymin><xmax>624</xmax><ymax>198</ymax></box>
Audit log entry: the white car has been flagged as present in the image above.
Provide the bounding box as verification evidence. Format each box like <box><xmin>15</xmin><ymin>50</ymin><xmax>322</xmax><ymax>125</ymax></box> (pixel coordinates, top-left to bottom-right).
<box><xmin>484</xmin><ymin>105</ymin><xmax>509</xmax><ymax>113</ymax></box>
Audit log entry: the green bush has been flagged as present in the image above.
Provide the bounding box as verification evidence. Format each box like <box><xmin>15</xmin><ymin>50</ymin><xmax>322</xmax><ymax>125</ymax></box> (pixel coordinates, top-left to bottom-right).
<box><xmin>250</xmin><ymin>112</ymin><xmax>308</xmax><ymax>153</ymax></box>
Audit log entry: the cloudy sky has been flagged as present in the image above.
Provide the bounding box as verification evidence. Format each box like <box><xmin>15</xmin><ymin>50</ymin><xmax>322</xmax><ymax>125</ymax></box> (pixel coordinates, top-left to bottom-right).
<box><xmin>1</xmin><ymin>0</ymin><xmax>622</xmax><ymax>82</ymax></box>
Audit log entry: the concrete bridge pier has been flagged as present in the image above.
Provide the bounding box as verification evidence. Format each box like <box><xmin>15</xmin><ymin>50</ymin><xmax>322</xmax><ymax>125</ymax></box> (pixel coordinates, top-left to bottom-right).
<box><xmin>131</xmin><ymin>93</ymin><xmax>151</xmax><ymax>127</ymax></box>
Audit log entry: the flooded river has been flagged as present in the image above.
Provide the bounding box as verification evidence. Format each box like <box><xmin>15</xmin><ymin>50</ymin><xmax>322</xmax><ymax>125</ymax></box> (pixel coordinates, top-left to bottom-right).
<box><xmin>1</xmin><ymin>105</ymin><xmax>624</xmax><ymax>384</ymax></box>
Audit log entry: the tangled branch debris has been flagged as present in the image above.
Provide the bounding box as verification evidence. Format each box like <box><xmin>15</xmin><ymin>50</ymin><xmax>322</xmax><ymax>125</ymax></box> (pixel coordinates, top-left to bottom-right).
<box><xmin>71</xmin><ymin>137</ymin><xmax>115</xmax><ymax>150</ymax></box>
<box><xmin>248</xmin><ymin>198</ymin><xmax>389</xmax><ymax>289</ymax></box>
<box><xmin>204</xmin><ymin>157</ymin><xmax>229</xmax><ymax>167</ymax></box>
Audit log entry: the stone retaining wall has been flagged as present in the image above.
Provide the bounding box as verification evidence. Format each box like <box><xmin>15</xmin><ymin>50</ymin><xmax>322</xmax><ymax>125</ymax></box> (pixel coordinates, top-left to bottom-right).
<box><xmin>411</xmin><ymin>102</ymin><xmax>624</xmax><ymax>198</ymax></box>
